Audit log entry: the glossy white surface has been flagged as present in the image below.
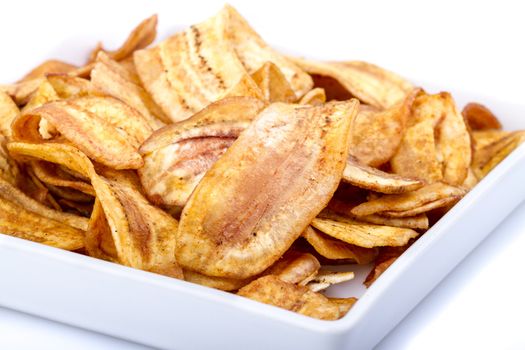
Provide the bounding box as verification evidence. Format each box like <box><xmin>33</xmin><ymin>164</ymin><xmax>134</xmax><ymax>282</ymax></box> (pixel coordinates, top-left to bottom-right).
<box><xmin>1</xmin><ymin>0</ymin><xmax>524</xmax><ymax>349</ymax></box>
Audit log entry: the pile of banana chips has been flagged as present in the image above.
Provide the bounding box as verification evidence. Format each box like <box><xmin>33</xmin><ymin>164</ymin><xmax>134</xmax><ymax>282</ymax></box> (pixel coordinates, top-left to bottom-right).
<box><xmin>0</xmin><ymin>5</ymin><xmax>520</xmax><ymax>320</ymax></box>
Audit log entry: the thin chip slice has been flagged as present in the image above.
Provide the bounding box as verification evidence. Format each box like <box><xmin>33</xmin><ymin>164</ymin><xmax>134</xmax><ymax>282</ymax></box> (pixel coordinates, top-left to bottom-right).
<box><xmin>91</xmin><ymin>52</ymin><xmax>168</xmax><ymax>127</ymax></box>
<box><xmin>289</xmin><ymin>56</ymin><xmax>413</xmax><ymax>109</ymax></box>
<box><xmin>7</xmin><ymin>142</ymin><xmax>182</xmax><ymax>278</ymax></box>
<box><xmin>47</xmin><ymin>75</ymin><xmax>99</xmax><ymax>99</ymax></box>
<box><xmin>30</xmin><ymin>161</ymin><xmax>95</xmax><ymax>196</ymax></box>
<box><xmin>349</xmin><ymin>88</ymin><xmax>419</xmax><ymax>167</ymax></box>
<box><xmin>87</xmin><ymin>15</ymin><xmax>158</xmax><ymax>63</ymax></box>
<box><xmin>183</xmin><ymin>270</ymin><xmax>252</xmax><ymax>291</ymax></box>
<box><xmin>462</xmin><ymin>102</ymin><xmax>502</xmax><ymax>130</ymax></box>
<box><xmin>139</xmin><ymin>97</ymin><xmax>266</xmax><ymax>207</ymax></box>
<box><xmin>329</xmin><ymin>297</ymin><xmax>357</xmax><ymax>316</ymax></box>
<box><xmin>390</xmin><ymin>118</ymin><xmax>443</xmax><ymax>183</ymax></box>
<box><xmin>265</xmin><ymin>252</ymin><xmax>320</xmax><ymax>285</ymax></box>
<box><xmin>303</xmin><ymin>226</ymin><xmax>378</xmax><ymax>263</ymax></box>
<box><xmin>305</xmin><ymin>270</ymin><xmax>355</xmax><ymax>292</ymax></box>
<box><xmin>311</xmin><ymin>216</ymin><xmax>418</xmax><ymax>248</ymax></box>
<box><xmin>472</xmin><ymin>130</ymin><xmax>509</xmax><ymax>151</ymax></box>
<box><xmin>0</xmin><ymin>91</ymin><xmax>19</xmax><ymax>138</ymax></box>
<box><xmin>19</xmin><ymin>60</ymin><xmax>78</xmax><ymax>83</ymax></box>
<box><xmin>350</xmin><ymin>182</ymin><xmax>466</xmax><ymax>217</ymax></box>
<box><xmin>237</xmin><ymin>275</ymin><xmax>343</xmax><ymax>320</ymax></box>
<box><xmin>219</xmin><ymin>73</ymin><xmax>265</xmax><ymax>100</ymax></box>
<box><xmin>364</xmin><ymin>245</ymin><xmax>410</xmax><ymax>287</ymax></box>
<box><xmin>0</xmin><ymin>136</ymin><xmax>19</xmax><ymax>185</ymax></box>
<box><xmin>250</xmin><ymin>62</ymin><xmax>296</xmax><ymax>102</ymax></box>
<box><xmin>0</xmin><ymin>196</ymin><xmax>84</xmax><ymax>250</ymax></box>
<box><xmin>299</xmin><ymin>88</ymin><xmax>326</xmax><ymax>105</ymax></box>
<box><xmin>342</xmin><ymin>156</ymin><xmax>424</xmax><ymax>194</ymax></box>
<box><xmin>177</xmin><ymin>100</ymin><xmax>358</xmax><ymax>279</ymax></box>
<box><xmin>12</xmin><ymin>96</ymin><xmax>152</xmax><ymax>169</ymax></box>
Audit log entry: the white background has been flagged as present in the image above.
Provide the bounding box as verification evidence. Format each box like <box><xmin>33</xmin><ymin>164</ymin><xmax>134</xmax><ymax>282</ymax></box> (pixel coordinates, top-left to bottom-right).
<box><xmin>1</xmin><ymin>0</ymin><xmax>525</xmax><ymax>349</ymax></box>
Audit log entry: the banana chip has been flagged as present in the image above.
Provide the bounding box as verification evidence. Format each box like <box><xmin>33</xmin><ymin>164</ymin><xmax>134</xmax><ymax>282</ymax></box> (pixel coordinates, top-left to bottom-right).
<box><xmin>349</xmin><ymin>89</ymin><xmax>419</xmax><ymax>167</ymax></box>
<box><xmin>350</xmin><ymin>182</ymin><xmax>466</xmax><ymax>217</ymax></box>
<box><xmin>305</xmin><ymin>270</ymin><xmax>355</xmax><ymax>292</ymax></box>
<box><xmin>343</xmin><ymin>156</ymin><xmax>423</xmax><ymax>194</ymax></box>
<box><xmin>289</xmin><ymin>57</ymin><xmax>413</xmax><ymax>109</ymax></box>
<box><xmin>303</xmin><ymin>226</ymin><xmax>378</xmax><ymax>263</ymax></box>
<box><xmin>46</xmin><ymin>75</ymin><xmax>99</xmax><ymax>99</ymax></box>
<box><xmin>177</xmin><ymin>100</ymin><xmax>358</xmax><ymax>279</ymax></box>
<box><xmin>265</xmin><ymin>252</ymin><xmax>321</xmax><ymax>285</ymax></box>
<box><xmin>364</xmin><ymin>245</ymin><xmax>410</xmax><ymax>287</ymax></box>
<box><xmin>472</xmin><ymin>130</ymin><xmax>509</xmax><ymax>151</ymax></box>
<box><xmin>237</xmin><ymin>275</ymin><xmax>344</xmax><ymax>320</ymax></box>
<box><xmin>0</xmin><ymin>91</ymin><xmax>19</xmax><ymax>138</ymax></box>
<box><xmin>12</xmin><ymin>96</ymin><xmax>152</xmax><ymax>169</ymax></box>
<box><xmin>91</xmin><ymin>52</ymin><xmax>168</xmax><ymax>127</ymax></box>
<box><xmin>473</xmin><ymin>131</ymin><xmax>525</xmax><ymax>179</ymax></box>
<box><xmin>311</xmin><ymin>216</ymin><xmax>418</xmax><ymax>248</ymax></box>
<box><xmin>7</xmin><ymin>142</ymin><xmax>182</xmax><ymax>278</ymax></box>
<box><xmin>462</xmin><ymin>102</ymin><xmax>502</xmax><ymax>130</ymax></box>
<box><xmin>31</xmin><ymin>161</ymin><xmax>94</xmax><ymax>196</ymax></box>
<box><xmin>134</xmin><ymin>5</ymin><xmax>311</xmax><ymax>122</ymax></box>
<box><xmin>251</xmin><ymin>62</ymin><xmax>296</xmax><ymax>102</ymax></box>
<box><xmin>183</xmin><ymin>270</ymin><xmax>252</xmax><ymax>291</ymax></box>
<box><xmin>139</xmin><ymin>97</ymin><xmax>265</xmax><ymax>207</ymax></box>
<box><xmin>299</xmin><ymin>88</ymin><xmax>326</xmax><ymax>105</ymax></box>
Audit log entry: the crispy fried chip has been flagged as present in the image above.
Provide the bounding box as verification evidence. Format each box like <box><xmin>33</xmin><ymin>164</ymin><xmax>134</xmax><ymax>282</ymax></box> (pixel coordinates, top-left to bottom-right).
<box><xmin>0</xmin><ymin>91</ymin><xmax>19</xmax><ymax>138</ymax></box>
<box><xmin>305</xmin><ymin>270</ymin><xmax>355</xmax><ymax>292</ymax></box>
<box><xmin>251</xmin><ymin>62</ymin><xmax>296</xmax><ymax>102</ymax></box>
<box><xmin>462</xmin><ymin>102</ymin><xmax>502</xmax><ymax>130</ymax></box>
<box><xmin>31</xmin><ymin>161</ymin><xmax>95</xmax><ymax>196</ymax></box>
<box><xmin>311</xmin><ymin>215</ymin><xmax>418</xmax><ymax>248</ymax></box>
<box><xmin>177</xmin><ymin>100</ymin><xmax>358</xmax><ymax>278</ymax></box>
<box><xmin>19</xmin><ymin>60</ymin><xmax>77</xmax><ymax>83</ymax></box>
<box><xmin>472</xmin><ymin>131</ymin><xmax>525</xmax><ymax>179</ymax></box>
<box><xmin>237</xmin><ymin>275</ymin><xmax>343</xmax><ymax>320</ymax></box>
<box><xmin>299</xmin><ymin>88</ymin><xmax>326</xmax><ymax>105</ymax></box>
<box><xmin>364</xmin><ymin>245</ymin><xmax>410</xmax><ymax>287</ymax></box>
<box><xmin>289</xmin><ymin>56</ymin><xmax>413</xmax><ymax>109</ymax></box>
<box><xmin>343</xmin><ymin>156</ymin><xmax>424</xmax><ymax>194</ymax></box>
<box><xmin>329</xmin><ymin>297</ymin><xmax>357</xmax><ymax>316</ymax></box>
<box><xmin>0</xmin><ymin>196</ymin><xmax>84</xmax><ymax>250</ymax></box>
<box><xmin>0</xmin><ymin>176</ymin><xmax>88</xmax><ymax>230</ymax></box>
<box><xmin>88</xmin><ymin>15</ymin><xmax>158</xmax><ymax>63</ymax></box>
<box><xmin>91</xmin><ymin>52</ymin><xmax>168</xmax><ymax>127</ymax></box>
<box><xmin>472</xmin><ymin>130</ymin><xmax>509</xmax><ymax>151</ymax></box>
<box><xmin>303</xmin><ymin>226</ymin><xmax>378</xmax><ymax>263</ymax></box>
<box><xmin>349</xmin><ymin>89</ymin><xmax>418</xmax><ymax>167</ymax></box>
<box><xmin>0</xmin><ymin>136</ymin><xmax>19</xmax><ymax>185</ymax></box>
<box><xmin>326</xmin><ymin>198</ymin><xmax>430</xmax><ymax>229</ymax></box>
<box><xmin>12</xmin><ymin>96</ymin><xmax>152</xmax><ymax>169</ymax></box>
<box><xmin>7</xmin><ymin>142</ymin><xmax>182</xmax><ymax>278</ymax></box>
<box><xmin>139</xmin><ymin>97</ymin><xmax>266</xmax><ymax>207</ymax></box>
<box><xmin>46</xmin><ymin>75</ymin><xmax>99</xmax><ymax>99</ymax></box>
<box><xmin>134</xmin><ymin>6</ymin><xmax>310</xmax><ymax>122</ymax></box>
<box><xmin>183</xmin><ymin>270</ymin><xmax>252</xmax><ymax>291</ymax></box>
<box><xmin>350</xmin><ymin>182</ymin><xmax>466</xmax><ymax>217</ymax></box>
<box><xmin>265</xmin><ymin>252</ymin><xmax>321</xmax><ymax>285</ymax></box>
<box><xmin>391</xmin><ymin>118</ymin><xmax>443</xmax><ymax>182</ymax></box>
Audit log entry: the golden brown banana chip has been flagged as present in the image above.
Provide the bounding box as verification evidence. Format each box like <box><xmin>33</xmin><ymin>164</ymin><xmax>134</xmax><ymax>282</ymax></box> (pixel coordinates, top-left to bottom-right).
<box><xmin>0</xmin><ymin>196</ymin><xmax>84</xmax><ymax>250</ymax></box>
<box><xmin>139</xmin><ymin>97</ymin><xmax>265</xmax><ymax>207</ymax></box>
<box><xmin>342</xmin><ymin>156</ymin><xmax>424</xmax><ymax>194</ymax></box>
<box><xmin>265</xmin><ymin>252</ymin><xmax>321</xmax><ymax>285</ymax></box>
<box><xmin>87</xmin><ymin>15</ymin><xmax>158</xmax><ymax>63</ymax></box>
<box><xmin>59</xmin><ymin>198</ymin><xmax>93</xmax><ymax>217</ymax></box>
<box><xmin>177</xmin><ymin>100</ymin><xmax>358</xmax><ymax>279</ymax></box>
<box><xmin>0</xmin><ymin>91</ymin><xmax>19</xmax><ymax>138</ymax></box>
<box><xmin>1</xmin><ymin>79</ymin><xmax>44</xmax><ymax>106</ymax></box>
<box><xmin>12</xmin><ymin>96</ymin><xmax>152</xmax><ymax>169</ymax></box>
<box><xmin>289</xmin><ymin>56</ymin><xmax>413</xmax><ymax>109</ymax></box>
<box><xmin>219</xmin><ymin>73</ymin><xmax>265</xmax><ymax>100</ymax></box>
<box><xmin>462</xmin><ymin>102</ymin><xmax>502</xmax><ymax>130</ymax></box>
<box><xmin>30</xmin><ymin>161</ymin><xmax>95</xmax><ymax>196</ymax></box>
<box><xmin>299</xmin><ymin>88</ymin><xmax>326</xmax><ymax>105</ymax></box>
<box><xmin>303</xmin><ymin>226</ymin><xmax>378</xmax><ymax>263</ymax></box>
<box><xmin>350</xmin><ymin>182</ymin><xmax>466</xmax><ymax>217</ymax></box>
<box><xmin>20</xmin><ymin>60</ymin><xmax>77</xmax><ymax>83</ymax></box>
<box><xmin>22</xmin><ymin>79</ymin><xmax>59</xmax><ymax>113</ymax></box>
<box><xmin>364</xmin><ymin>245</ymin><xmax>410</xmax><ymax>287</ymax></box>
<box><xmin>349</xmin><ymin>89</ymin><xmax>418</xmax><ymax>167</ymax></box>
<box><xmin>7</xmin><ymin>142</ymin><xmax>182</xmax><ymax>278</ymax></box>
<box><xmin>305</xmin><ymin>270</ymin><xmax>355</xmax><ymax>292</ymax></box>
<box><xmin>324</xmin><ymin>201</ymin><xmax>429</xmax><ymax>229</ymax></box>
<box><xmin>311</xmin><ymin>216</ymin><xmax>418</xmax><ymax>248</ymax></box>
<box><xmin>0</xmin><ymin>176</ymin><xmax>88</xmax><ymax>231</ymax></box>
<box><xmin>391</xmin><ymin>118</ymin><xmax>443</xmax><ymax>183</ymax></box>
<box><xmin>329</xmin><ymin>297</ymin><xmax>357</xmax><ymax>315</ymax></box>
<box><xmin>0</xmin><ymin>136</ymin><xmax>19</xmax><ymax>185</ymax></box>
<box><xmin>46</xmin><ymin>75</ymin><xmax>99</xmax><ymax>99</ymax></box>
<box><xmin>472</xmin><ymin>131</ymin><xmax>525</xmax><ymax>179</ymax></box>
<box><xmin>472</xmin><ymin>130</ymin><xmax>509</xmax><ymax>151</ymax></box>
<box><xmin>251</xmin><ymin>62</ymin><xmax>296</xmax><ymax>102</ymax></box>
<box><xmin>183</xmin><ymin>270</ymin><xmax>252</xmax><ymax>291</ymax></box>
<box><xmin>91</xmin><ymin>52</ymin><xmax>168</xmax><ymax>127</ymax></box>
<box><xmin>134</xmin><ymin>6</ymin><xmax>311</xmax><ymax>122</ymax></box>
<box><xmin>237</xmin><ymin>275</ymin><xmax>343</xmax><ymax>320</ymax></box>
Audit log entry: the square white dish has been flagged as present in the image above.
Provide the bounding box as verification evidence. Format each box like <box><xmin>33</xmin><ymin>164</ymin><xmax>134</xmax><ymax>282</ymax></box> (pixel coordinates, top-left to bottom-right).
<box><xmin>2</xmin><ymin>2</ymin><xmax>525</xmax><ymax>349</ymax></box>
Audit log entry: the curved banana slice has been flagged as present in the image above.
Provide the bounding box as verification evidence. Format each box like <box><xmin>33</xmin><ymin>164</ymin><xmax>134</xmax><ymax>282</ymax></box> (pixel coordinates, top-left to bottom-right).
<box><xmin>177</xmin><ymin>100</ymin><xmax>358</xmax><ymax>279</ymax></box>
<box><xmin>139</xmin><ymin>97</ymin><xmax>265</xmax><ymax>208</ymax></box>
